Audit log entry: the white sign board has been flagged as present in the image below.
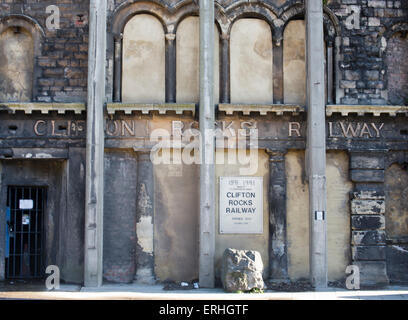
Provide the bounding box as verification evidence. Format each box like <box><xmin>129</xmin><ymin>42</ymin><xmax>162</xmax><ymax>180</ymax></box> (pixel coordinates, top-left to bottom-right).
<box><xmin>19</xmin><ymin>199</ymin><xmax>34</xmax><ymax>210</ymax></box>
<box><xmin>219</xmin><ymin>177</ymin><xmax>263</xmax><ymax>234</ymax></box>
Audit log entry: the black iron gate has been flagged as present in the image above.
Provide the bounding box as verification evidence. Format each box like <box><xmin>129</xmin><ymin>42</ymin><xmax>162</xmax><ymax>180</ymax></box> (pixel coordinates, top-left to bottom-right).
<box><xmin>5</xmin><ymin>186</ymin><xmax>46</xmax><ymax>279</ymax></box>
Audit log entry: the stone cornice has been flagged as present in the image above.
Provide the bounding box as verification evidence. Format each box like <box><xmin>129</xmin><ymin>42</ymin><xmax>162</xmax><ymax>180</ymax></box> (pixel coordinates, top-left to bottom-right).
<box><xmin>327</xmin><ymin>105</ymin><xmax>408</xmax><ymax>117</ymax></box>
<box><xmin>218</xmin><ymin>103</ymin><xmax>304</xmax><ymax>116</ymax></box>
<box><xmin>0</xmin><ymin>102</ymin><xmax>86</xmax><ymax>114</ymax></box>
<box><xmin>107</xmin><ymin>103</ymin><xmax>196</xmax><ymax>115</ymax></box>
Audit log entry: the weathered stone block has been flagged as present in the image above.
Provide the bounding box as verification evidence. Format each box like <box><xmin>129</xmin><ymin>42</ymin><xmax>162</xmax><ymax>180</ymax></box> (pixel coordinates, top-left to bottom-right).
<box><xmin>352</xmin><ymin>190</ymin><xmax>385</xmax><ymax>200</ymax></box>
<box><xmin>221</xmin><ymin>248</ymin><xmax>265</xmax><ymax>292</ymax></box>
<box><xmin>386</xmin><ymin>245</ymin><xmax>408</xmax><ymax>283</ymax></box>
<box><xmin>352</xmin><ymin>246</ymin><xmax>386</xmax><ymax>260</ymax></box>
<box><xmin>351</xmin><ymin>169</ymin><xmax>384</xmax><ymax>183</ymax></box>
<box><xmin>351</xmin><ymin>199</ymin><xmax>385</xmax><ymax>215</ymax></box>
<box><xmin>352</xmin><ymin>230</ymin><xmax>386</xmax><ymax>245</ymax></box>
<box><xmin>350</xmin><ymin>154</ymin><xmax>384</xmax><ymax>170</ymax></box>
<box><xmin>354</xmin><ymin>261</ymin><xmax>389</xmax><ymax>287</ymax></box>
<box><xmin>352</xmin><ymin>215</ymin><xmax>385</xmax><ymax>230</ymax></box>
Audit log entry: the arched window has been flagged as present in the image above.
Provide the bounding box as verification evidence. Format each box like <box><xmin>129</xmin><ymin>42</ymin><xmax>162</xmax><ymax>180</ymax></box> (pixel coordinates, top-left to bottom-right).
<box><xmin>176</xmin><ymin>16</ymin><xmax>219</xmax><ymax>103</ymax></box>
<box><xmin>385</xmin><ymin>31</ymin><xmax>408</xmax><ymax>105</ymax></box>
<box><xmin>122</xmin><ymin>14</ymin><xmax>166</xmax><ymax>103</ymax></box>
<box><xmin>230</xmin><ymin>18</ymin><xmax>273</xmax><ymax>104</ymax></box>
<box><xmin>0</xmin><ymin>26</ymin><xmax>34</xmax><ymax>102</ymax></box>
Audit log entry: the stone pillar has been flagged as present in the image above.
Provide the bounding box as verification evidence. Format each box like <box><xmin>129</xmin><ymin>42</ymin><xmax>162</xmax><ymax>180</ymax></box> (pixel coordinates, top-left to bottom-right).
<box><xmin>267</xmin><ymin>150</ymin><xmax>289</xmax><ymax>281</ymax></box>
<box><xmin>135</xmin><ymin>151</ymin><xmax>155</xmax><ymax>284</ymax></box>
<box><xmin>199</xmin><ymin>0</ymin><xmax>216</xmax><ymax>288</ymax></box>
<box><xmin>350</xmin><ymin>150</ymin><xmax>389</xmax><ymax>287</ymax></box>
<box><xmin>64</xmin><ymin>147</ymin><xmax>86</xmax><ymax>284</ymax></box>
<box><xmin>306</xmin><ymin>0</ymin><xmax>328</xmax><ymax>288</ymax></box>
<box><xmin>165</xmin><ymin>33</ymin><xmax>177</xmax><ymax>103</ymax></box>
<box><xmin>103</xmin><ymin>151</ymin><xmax>138</xmax><ymax>283</ymax></box>
<box><xmin>84</xmin><ymin>0</ymin><xmax>107</xmax><ymax>287</ymax></box>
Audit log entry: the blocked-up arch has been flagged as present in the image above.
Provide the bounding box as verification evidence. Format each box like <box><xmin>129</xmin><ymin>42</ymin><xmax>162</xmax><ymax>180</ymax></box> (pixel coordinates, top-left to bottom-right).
<box><xmin>384</xmin><ymin>24</ymin><xmax>408</xmax><ymax>106</ymax></box>
<box><xmin>283</xmin><ymin>20</ymin><xmax>306</xmax><ymax>105</ymax></box>
<box><xmin>122</xmin><ymin>14</ymin><xmax>166</xmax><ymax>103</ymax></box>
<box><xmin>0</xmin><ymin>15</ymin><xmax>44</xmax><ymax>102</ymax></box>
<box><xmin>176</xmin><ymin>16</ymin><xmax>219</xmax><ymax>103</ymax></box>
<box><xmin>230</xmin><ymin>18</ymin><xmax>273</xmax><ymax>104</ymax></box>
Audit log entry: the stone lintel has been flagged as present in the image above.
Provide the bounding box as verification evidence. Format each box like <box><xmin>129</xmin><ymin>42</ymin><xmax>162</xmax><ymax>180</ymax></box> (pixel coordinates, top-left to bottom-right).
<box><xmin>0</xmin><ymin>148</ymin><xmax>68</xmax><ymax>160</ymax></box>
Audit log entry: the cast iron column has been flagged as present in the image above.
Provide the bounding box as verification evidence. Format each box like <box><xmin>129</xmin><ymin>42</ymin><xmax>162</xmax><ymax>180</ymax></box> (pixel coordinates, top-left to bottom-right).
<box><xmin>84</xmin><ymin>0</ymin><xmax>107</xmax><ymax>287</ymax></box>
<box><xmin>165</xmin><ymin>33</ymin><xmax>177</xmax><ymax>103</ymax></box>
<box><xmin>199</xmin><ymin>0</ymin><xmax>216</xmax><ymax>288</ymax></box>
<box><xmin>306</xmin><ymin>0</ymin><xmax>328</xmax><ymax>289</ymax></box>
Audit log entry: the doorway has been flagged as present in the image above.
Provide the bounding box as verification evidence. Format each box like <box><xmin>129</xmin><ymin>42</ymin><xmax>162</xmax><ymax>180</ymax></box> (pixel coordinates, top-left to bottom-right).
<box><xmin>5</xmin><ymin>186</ymin><xmax>47</xmax><ymax>279</ymax></box>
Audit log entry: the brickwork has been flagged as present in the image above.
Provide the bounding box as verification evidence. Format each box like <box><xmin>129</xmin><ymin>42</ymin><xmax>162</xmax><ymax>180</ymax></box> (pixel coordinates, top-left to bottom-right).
<box><xmin>327</xmin><ymin>0</ymin><xmax>408</xmax><ymax>105</ymax></box>
<box><xmin>1</xmin><ymin>0</ymin><xmax>407</xmax><ymax>105</ymax></box>
<box><xmin>386</xmin><ymin>32</ymin><xmax>408</xmax><ymax>105</ymax></box>
<box><xmin>0</xmin><ymin>0</ymin><xmax>89</xmax><ymax>103</ymax></box>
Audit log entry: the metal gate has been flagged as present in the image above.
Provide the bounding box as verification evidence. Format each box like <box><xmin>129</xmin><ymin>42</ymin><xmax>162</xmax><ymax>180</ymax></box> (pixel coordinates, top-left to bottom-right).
<box><xmin>5</xmin><ymin>186</ymin><xmax>46</xmax><ymax>279</ymax></box>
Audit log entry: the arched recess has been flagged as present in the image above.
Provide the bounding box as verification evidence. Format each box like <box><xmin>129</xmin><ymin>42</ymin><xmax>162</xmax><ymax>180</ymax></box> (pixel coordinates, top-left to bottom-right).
<box><xmin>283</xmin><ymin>20</ymin><xmax>306</xmax><ymax>105</ymax></box>
<box><xmin>0</xmin><ymin>15</ymin><xmax>44</xmax><ymax>102</ymax></box>
<box><xmin>383</xmin><ymin>23</ymin><xmax>408</xmax><ymax>106</ymax></box>
<box><xmin>280</xmin><ymin>5</ymin><xmax>340</xmax><ymax>105</ymax></box>
<box><xmin>230</xmin><ymin>18</ymin><xmax>273</xmax><ymax>104</ymax></box>
<box><xmin>122</xmin><ymin>14</ymin><xmax>166</xmax><ymax>103</ymax></box>
<box><xmin>176</xmin><ymin>16</ymin><xmax>219</xmax><ymax>103</ymax></box>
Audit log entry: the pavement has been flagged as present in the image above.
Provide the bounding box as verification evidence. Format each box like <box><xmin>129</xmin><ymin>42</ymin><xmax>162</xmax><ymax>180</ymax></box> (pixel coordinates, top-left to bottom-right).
<box><xmin>0</xmin><ymin>282</ymin><xmax>408</xmax><ymax>300</ymax></box>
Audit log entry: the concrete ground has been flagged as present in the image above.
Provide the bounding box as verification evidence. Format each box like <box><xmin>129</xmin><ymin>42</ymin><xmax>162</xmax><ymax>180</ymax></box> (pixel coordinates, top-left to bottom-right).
<box><xmin>0</xmin><ymin>281</ymin><xmax>408</xmax><ymax>300</ymax></box>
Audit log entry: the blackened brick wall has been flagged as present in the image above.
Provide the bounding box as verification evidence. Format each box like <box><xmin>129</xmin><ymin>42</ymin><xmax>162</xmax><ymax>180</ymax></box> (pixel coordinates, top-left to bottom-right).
<box><xmin>1</xmin><ymin>0</ymin><xmax>408</xmax><ymax>105</ymax></box>
<box><xmin>0</xmin><ymin>0</ymin><xmax>89</xmax><ymax>102</ymax></box>
<box><xmin>386</xmin><ymin>32</ymin><xmax>408</xmax><ymax>105</ymax></box>
<box><xmin>328</xmin><ymin>0</ymin><xmax>408</xmax><ymax>105</ymax></box>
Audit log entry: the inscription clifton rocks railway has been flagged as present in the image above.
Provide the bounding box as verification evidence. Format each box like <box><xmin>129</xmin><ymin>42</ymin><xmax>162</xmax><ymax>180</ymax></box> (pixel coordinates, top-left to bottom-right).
<box><xmin>31</xmin><ymin>119</ymin><xmax>385</xmax><ymax>139</ymax></box>
<box><xmin>34</xmin><ymin>120</ymin><xmax>85</xmax><ymax>136</ymax></box>
<box><xmin>328</xmin><ymin>122</ymin><xmax>384</xmax><ymax>138</ymax></box>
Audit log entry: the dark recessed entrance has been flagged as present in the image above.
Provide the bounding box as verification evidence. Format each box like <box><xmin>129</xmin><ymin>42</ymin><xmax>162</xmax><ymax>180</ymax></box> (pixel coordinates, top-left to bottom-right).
<box><xmin>5</xmin><ymin>186</ymin><xmax>47</xmax><ymax>279</ymax></box>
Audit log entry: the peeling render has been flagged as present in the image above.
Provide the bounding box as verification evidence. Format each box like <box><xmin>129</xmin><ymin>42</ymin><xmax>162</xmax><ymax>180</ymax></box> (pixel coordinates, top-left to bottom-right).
<box><xmin>136</xmin><ymin>216</ymin><xmax>154</xmax><ymax>255</ymax></box>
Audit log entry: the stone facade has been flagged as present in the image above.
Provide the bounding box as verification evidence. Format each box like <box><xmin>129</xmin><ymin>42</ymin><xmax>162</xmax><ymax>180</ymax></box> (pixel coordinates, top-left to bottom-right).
<box><xmin>0</xmin><ymin>0</ymin><xmax>407</xmax><ymax>288</ymax></box>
